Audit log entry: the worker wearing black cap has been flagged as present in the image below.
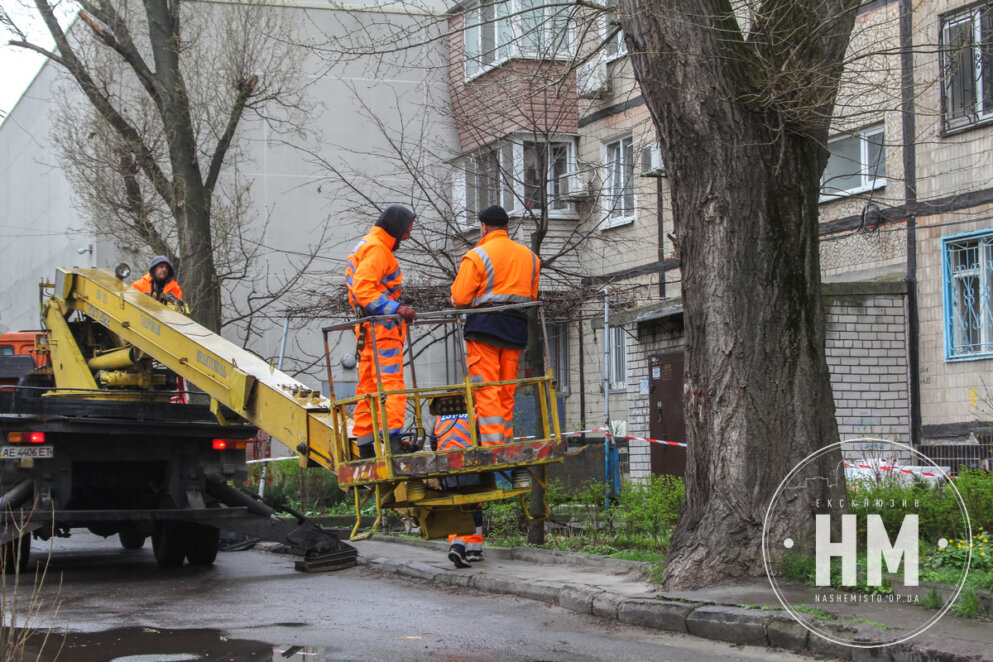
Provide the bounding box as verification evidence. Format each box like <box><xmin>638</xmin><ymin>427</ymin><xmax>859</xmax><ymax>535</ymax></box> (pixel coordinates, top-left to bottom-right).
<box><xmin>346</xmin><ymin>206</ymin><xmax>417</xmax><ymax>459</ymax></box>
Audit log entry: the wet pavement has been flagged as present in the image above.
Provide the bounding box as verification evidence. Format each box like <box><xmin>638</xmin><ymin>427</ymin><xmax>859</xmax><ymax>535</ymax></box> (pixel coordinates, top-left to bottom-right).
<box><xmin>349</xmin><ymin>536</ymin><xmax>993</xmax><ymax>660</ymax></box>
<box><xmin>6</xmin><ymin>532</ymin><xmax>810</xmax><ymax>661</ymax></box>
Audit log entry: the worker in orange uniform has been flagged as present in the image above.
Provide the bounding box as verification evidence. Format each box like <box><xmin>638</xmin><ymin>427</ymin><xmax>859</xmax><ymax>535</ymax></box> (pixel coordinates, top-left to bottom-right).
<box><xmin>434</xmin><ymin>414</ymin><xmax>485</xmax><ymax>566</ymax></box>
<box><xmin>446</xmin><ymin>205</ymin><xmax>539</xmax><ymax>568</ymax></box>
<box><xmin>132</xmin><ymin>256</ymin><xmax>183</xmax><ymax>303</ymax></box>
<box><xmin>450</xmin><ymin>204</ymin><xmax>540</xmax><ymax>446</ymax></box>
<box><xmin>346</xmin><ymin>206</ymin><xmax>417</xmax><ymax>460</ymax></box>
<box><xmin>132</xmin><ymin>256</ymin><xmax>187</xmax><ymax>402</ymax></box>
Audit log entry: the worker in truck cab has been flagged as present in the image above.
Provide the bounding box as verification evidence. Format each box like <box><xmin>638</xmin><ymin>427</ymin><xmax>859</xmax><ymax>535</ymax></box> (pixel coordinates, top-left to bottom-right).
<box><xmin>450</xmin><ymin>205</ymin><xmax>540</xmax><ymax>447</ymax></box>
<box><xmin>346</xmin><ymin>205</ymin><xmax>417</xmax><ymax>460</ymax></box>
<box><xmin>132</xmin><ymin>256</ymin><xmax>184</xmax><ymax>303</ymax></box>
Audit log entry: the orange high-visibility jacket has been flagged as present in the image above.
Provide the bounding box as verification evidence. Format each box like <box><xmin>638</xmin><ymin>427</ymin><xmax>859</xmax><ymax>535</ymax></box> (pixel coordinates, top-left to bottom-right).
<box><xmin>131</xmin><ymin>274</ymin><xmax>183</xmax><ymax>300</ymax></box>
<box><xmin>346</xmin><ymin>226</ymin><xmax>405</xmax><ymax>342</ymax></box>
<box><xmin>450</xmin><ymin>229</ymin><xmax>539</xmax><ymax>308</ymax></box>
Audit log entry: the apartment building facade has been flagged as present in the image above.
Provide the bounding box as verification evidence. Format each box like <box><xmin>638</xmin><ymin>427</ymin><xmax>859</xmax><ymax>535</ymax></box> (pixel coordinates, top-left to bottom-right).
<box><xmin>448</xmin><ymin>0</ymin><xmax>993</xmax><ymax>477</ymax></box>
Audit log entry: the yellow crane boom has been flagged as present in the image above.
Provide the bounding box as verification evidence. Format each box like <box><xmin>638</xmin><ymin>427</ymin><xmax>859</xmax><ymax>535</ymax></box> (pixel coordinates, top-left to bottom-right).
<box><xmin>48</xmin><ymin>267</ymin><xmax>338</xmax><ymax>461</ymax></box>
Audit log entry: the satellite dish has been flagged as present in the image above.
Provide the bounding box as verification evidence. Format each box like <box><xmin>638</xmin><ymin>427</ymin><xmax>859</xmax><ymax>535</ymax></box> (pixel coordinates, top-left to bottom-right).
<box><xmin>341</xmin><ymin>353</ymin><xmax>357</xmax><ymax>370</ymax></box>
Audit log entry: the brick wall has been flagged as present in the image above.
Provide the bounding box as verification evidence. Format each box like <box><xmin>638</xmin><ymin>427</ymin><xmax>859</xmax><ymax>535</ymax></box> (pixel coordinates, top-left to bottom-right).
<box><xmin>824</xmin><ymin>283</ymin><xmax>911</xmax><ymax>444</ymax></box>
<box><xmin>620</xmin><ymin>283</ymin><xmax>910</xmax><ymax>480</ymax></box>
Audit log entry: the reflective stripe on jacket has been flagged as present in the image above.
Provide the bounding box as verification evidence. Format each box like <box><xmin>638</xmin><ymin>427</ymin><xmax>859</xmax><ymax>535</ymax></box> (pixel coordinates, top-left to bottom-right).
<box><xmin>451</xmin><ymin>229</ymin><xmax>539</xmax><ymax>347</ymax></box>
<box><xmin>434</xmin><ymin>414</ymin><xmax>472</xmax><ymax>451</ymax></box>
<box><xmin>131</xmin><ymin>274</ymin><xmax>183</xmax><ymax>300</ymax></box>
<box><xmin>450</xmin><ymin>229</ymin><xmax>539</xmax><ymax>308</ymax></box>
<box><xmin>346</xmin><ymin>226</ymin><xmax>405</xmax><ymax>341</ymax></box>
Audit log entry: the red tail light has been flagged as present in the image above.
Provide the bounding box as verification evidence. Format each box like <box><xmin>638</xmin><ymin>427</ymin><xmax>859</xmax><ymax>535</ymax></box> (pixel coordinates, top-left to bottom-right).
<box><xmin>212</xmin><ymin>439</ymin><xmax>246</xmax><ymax>451</ymax></box>
<box><xmin>8</xmin><ymin>432</ymin><xmax>45</xmax><ymax>444</ymax></box>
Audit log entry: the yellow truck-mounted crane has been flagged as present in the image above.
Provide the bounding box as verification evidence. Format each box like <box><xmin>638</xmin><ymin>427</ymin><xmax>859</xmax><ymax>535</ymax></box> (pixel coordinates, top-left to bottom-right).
<box><xmin>0</xmin><ymin>267</ymin><xmax>563</xmax><ymax>571</ymax></box>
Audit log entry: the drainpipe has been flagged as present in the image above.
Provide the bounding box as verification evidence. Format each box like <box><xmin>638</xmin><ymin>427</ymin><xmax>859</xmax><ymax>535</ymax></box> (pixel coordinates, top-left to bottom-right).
<box><xmin>578</xmin><ymin>317</ymin><xmax>586</xmax><ymax>440</ymax></box>
<box><xmin>602</xmin><ymin>292</ymin><xmax>612</xmax><ymax>508</ymax></box>
<box><xmin>899</xmin><ymin>0</ymin><xmax>921</xmax><ymax>446</ymax></box>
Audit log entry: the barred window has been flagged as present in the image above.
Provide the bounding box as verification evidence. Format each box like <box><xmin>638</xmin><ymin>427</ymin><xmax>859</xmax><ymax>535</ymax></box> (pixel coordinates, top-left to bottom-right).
<box><xmin>943</xmin><ymin>230</ymin><xmax>993</xmax><ymax>359</ymax></box>
<box><xmin>940</xmin><ymin>3</ymin><xmax>993</xmax><ymax>131</ymax></box>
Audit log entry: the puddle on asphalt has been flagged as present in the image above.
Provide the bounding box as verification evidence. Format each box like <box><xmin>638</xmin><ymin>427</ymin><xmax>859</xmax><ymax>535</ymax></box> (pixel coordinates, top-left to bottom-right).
<box><xmin>17</xmin><ymin>627</ymin><xmax>309</xmax><ymax>661</ymax></box>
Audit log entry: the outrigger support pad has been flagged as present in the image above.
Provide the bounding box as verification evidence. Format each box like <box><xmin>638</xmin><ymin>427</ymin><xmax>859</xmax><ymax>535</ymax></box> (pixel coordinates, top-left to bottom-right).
<box><xmin>205</xmin><ymin>480</ymin><xmax>358</xmax><ymax>572</ymax></box>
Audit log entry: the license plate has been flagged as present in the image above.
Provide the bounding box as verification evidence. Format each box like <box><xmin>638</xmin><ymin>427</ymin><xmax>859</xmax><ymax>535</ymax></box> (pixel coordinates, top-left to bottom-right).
<box><xmin>0</xmin><ymin>446</ymin><xmax>54</xmax><ymax>459</ymax></box>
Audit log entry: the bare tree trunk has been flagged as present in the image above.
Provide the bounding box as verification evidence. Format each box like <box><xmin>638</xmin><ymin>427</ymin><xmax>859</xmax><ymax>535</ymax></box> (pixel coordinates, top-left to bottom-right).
<box><xmin>620</xmin><ymin>0</ymin><xmax>857</xmax><ymax>588</ymax></box>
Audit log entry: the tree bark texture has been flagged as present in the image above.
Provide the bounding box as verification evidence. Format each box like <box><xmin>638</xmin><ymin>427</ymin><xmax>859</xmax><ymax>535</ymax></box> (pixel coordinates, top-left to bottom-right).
<box><xmin>619</xmin><ymin>0</ymin><xmax>859</xmax><ymax>588</ymax></box>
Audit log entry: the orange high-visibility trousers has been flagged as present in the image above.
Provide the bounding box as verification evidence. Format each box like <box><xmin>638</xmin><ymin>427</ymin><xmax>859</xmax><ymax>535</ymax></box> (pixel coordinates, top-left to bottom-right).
<box><xmin>466</xmin><ymin>340</ymin><xmax>520</xmax><ymax>446</ymax></box>
<box><xmin>353</xmin><ymin>338</ymin><xmax>406</xmax><ymax>447</ymax></box>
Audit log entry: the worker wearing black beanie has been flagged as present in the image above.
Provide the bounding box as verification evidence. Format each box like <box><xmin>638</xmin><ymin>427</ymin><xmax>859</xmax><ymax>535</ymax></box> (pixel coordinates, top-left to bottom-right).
<box><xmin>346</xmin><ymin>204</ymin><xmax>417</xmax><ymax>460</ymax></box>
<box><xmin>374</xmin><ymin>205</ymin><xmax>416</xmax><ymax>250</ymax></box>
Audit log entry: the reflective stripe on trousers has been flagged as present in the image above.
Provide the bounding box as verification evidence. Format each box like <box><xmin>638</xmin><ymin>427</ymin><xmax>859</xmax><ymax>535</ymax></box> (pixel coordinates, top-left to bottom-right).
<box><xmin>353</xmin><ymin>339</ymin><xmax>406</xmax><ymax>445</ymax></box>
<box><xmin>466</xmin><ymin>340</ymin><xmax>520</xmax><ymax>446</ymax></box>
<box><xmin>448</xmin><ymin>508</ymin><xmax>484</xmax><ymax>551</ymax></box>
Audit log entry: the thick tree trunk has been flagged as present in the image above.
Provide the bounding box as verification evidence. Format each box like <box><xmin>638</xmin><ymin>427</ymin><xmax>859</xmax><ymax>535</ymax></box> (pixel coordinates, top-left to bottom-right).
<box><xmin>145</xmin><ymin>0</ymin><xmax>221</xmax><ymax>332</ymax></box>
<box><xmin>619</xmin><ymin>0</ymin><xmax>859</xmax><ymax>588</ymax></box>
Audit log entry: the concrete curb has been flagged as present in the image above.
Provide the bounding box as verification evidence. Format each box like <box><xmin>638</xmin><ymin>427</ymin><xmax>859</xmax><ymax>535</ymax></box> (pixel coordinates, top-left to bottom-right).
<box><xmin>354</xmin><ymin>542</ymin><xmax>992</xmax><ymax>661</ymax></box>
<box><xmin>371</xmin><ymin>534</ymin><xmax>654</xmax><ymax>576</ymax></box>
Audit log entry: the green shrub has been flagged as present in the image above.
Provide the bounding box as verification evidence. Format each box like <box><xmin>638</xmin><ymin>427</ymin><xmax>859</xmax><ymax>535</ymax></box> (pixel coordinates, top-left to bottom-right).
<box><xmin>953</xmin><ymin>470</ymin><xmax>993</xmax><ymax>532</ymax></box>
<box><xmin>245</xmin><ymin>461</ymin><xmax>346</xmax><ymax>514</ymax></box>
<box><xmin>615</xmin><ymin>474</ymin><xmax>684</xmax><ymax>549</ymax></box>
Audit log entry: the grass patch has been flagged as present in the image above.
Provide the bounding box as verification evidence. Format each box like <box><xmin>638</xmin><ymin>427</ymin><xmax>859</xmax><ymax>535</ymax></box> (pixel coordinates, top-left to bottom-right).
<box><xmin>921</xmin><ymin>588</ymin><xmax>944</xmax><ymax>610</ymax></box>
<box><xmin>792</xmin><ymin>605</ymin><xmax>836</xmax><ymax>621</ymax></box>
<box><xmin>609</xmin><ymin>549</ymin><xmax>666</xmax><ymax>564</ymax></box>
<box><xmin>951</xmin><ymin>589</ymin><xmax>985</xmax><ymax>619</ymax></box>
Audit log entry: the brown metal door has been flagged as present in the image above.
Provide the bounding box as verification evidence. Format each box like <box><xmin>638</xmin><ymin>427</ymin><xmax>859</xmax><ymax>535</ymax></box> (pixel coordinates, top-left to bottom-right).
<box><xmin>648</xmin><ymin>352</ymin><xmax>686</xmax><ymax>477</ymax></box>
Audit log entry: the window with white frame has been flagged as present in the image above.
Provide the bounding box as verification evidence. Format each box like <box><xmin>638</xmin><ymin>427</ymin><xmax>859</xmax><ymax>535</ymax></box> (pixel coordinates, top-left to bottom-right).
<box><xmin>940</xmin><ymin>3</ymin><xmax>993</xmax><ymax>132</ymax></box>
<box><xmin>455</xmin><ymin>138</ymin><xmax>577</xmax><ymax>226</ymax></box>
<box><xmin>604</xmin><ymin>12</ymin><xmax>626</xmax><ymax>60</ymax></box>
<box><xmin>463</xmin><ymin>0</ymin><xmax>573</xmax><ymax>79</ymax></box>
<box><xmin>545</xmin><ymin>322</ymin><xmax>570</xmax><ymax>392</ymax></box>
<box><xmin>523</xmin><ymin>141</ymin><xmax>571</xmax><ymax>212</ymax></box>
<box><xmin>943</xmin><ymin>230</ymin><xmax>993</xmax><ymax>359</ymax></box>
<box><xmin>465</xmin><ymin>146</ymin><xmax>503</xmax><ymax>222</ymax></box>
<box><xmin>604</xmin><ymin>136</ymin><xmax>635</xmax><ymax>226</ymax></box>
<box><xmin>819</xmin><ymin>125</ymin><xmax>886</xmax><ymax>200</ymax></box>
<box><xmin>609</xmin><ymin>325</ymin><xmax>626</xmax><ymax>389</ymax></box>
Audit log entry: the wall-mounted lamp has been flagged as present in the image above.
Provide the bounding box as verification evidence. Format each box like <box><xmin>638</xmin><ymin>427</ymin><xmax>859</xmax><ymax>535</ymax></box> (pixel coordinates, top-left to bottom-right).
<box><xmin>76</xmin><ymin>244</ymin><xmax>93</xmax><ymax>255</ymax></box>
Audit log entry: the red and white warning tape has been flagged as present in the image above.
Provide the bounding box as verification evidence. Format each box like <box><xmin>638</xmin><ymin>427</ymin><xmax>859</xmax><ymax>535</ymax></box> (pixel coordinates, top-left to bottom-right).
<box><xmin>513</xmin><ymin>427</ymin><xmax>688</xmax><ymax>448</ymax></box>
<box><xmin>605</xmin><ymin>431</ymin><xmax>688</xmax><ymax>448</ymax></box>
<box><xmin>246</xmin><ymin>455</ymin><xmax>298</xmax><ymax>465</ymax></box>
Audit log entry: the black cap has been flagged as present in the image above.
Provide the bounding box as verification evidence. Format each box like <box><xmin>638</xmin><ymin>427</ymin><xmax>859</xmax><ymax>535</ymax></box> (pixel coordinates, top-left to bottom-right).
<box><xmin>375</xmin><ymin>205</ymin><xmax>416</xmax><ymax>249</ymax></box>
<box><xmin>479</xmin><ymin>205</ymin><xmax>509</xmax><ymax>226</ymax></box>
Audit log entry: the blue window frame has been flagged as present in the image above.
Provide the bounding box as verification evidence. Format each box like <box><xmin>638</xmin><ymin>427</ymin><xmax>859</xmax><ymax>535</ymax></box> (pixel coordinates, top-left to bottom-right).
<box><xmin>943</xmin><ymin>229</ymin><xmax>993</xmax><ymax>360</ymax></box>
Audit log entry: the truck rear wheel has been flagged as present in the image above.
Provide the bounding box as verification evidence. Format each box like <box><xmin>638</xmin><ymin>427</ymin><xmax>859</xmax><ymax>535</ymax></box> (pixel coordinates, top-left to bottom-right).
<box><xmin>118</xmin><ymin>529</ymin><xmax>146</xmax><ymax>551</ymax></box>
<box><xmin>152</xmin><ymin>522</ymin><xmax>187</xmax><ymax>567</ymax></box>
<box><xmin>1</xmin><ymin>534</ymin><xmax>31</xmax><ymax>574</ymax></box>
<box><xmin>185</xmin><ymin>524</ymin><xmax>219</xmax><ymax>566</ymax></box>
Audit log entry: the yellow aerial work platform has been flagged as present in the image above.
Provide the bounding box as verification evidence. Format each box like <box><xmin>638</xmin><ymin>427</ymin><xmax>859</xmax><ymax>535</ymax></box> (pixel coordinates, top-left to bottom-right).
<box><xmin>35</xmin><ymin>267</ymin><xmax>563</xmax><ymax>543</ymax></box>
<box><xmin>317</xmin><ymin>303</ymin><xmax>564</xmax><ymax>541</ymax></box>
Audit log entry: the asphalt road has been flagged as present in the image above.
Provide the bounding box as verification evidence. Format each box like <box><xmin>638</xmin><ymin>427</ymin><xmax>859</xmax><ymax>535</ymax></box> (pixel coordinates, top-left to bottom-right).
<box><xmin>9</xmin><ymin>532</ymin><xmax>811</xmax><ymax>661</ymax></box>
